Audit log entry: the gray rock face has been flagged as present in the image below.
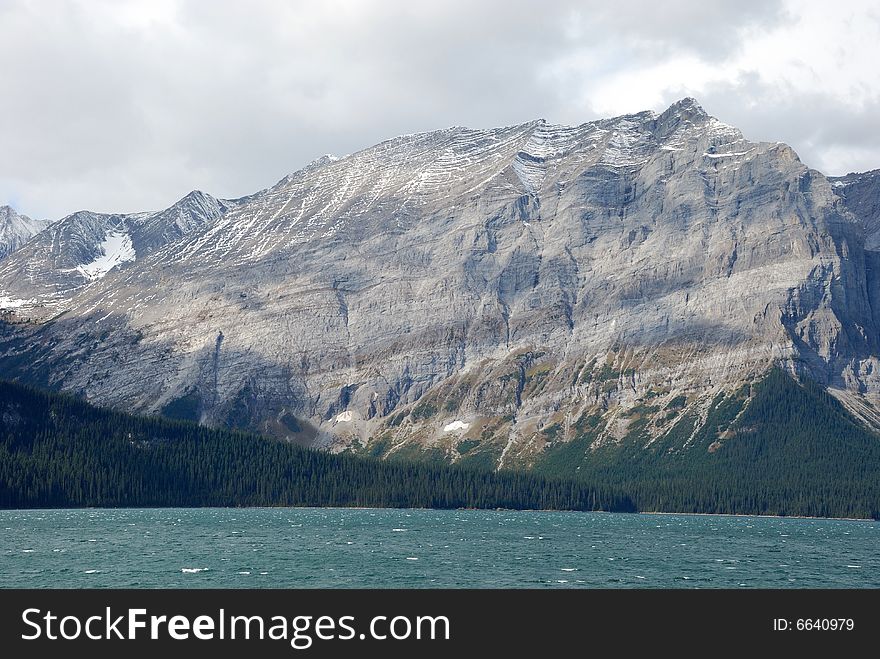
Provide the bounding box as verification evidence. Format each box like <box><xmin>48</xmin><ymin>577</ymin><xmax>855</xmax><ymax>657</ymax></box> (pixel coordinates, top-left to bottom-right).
<box><xmin>830</xmin><ymin>170</ymin><xmax>880</xmax><ymax>248</ymax></box>
<box><xmin>2</xmin><ymin>98</ymin><xmax>880</xmax><ymax>466</ymax></box>
<box><xmin>0</xmin><ymin>206</ymin><xmax>50</xmax><ymax>261</ymax></box>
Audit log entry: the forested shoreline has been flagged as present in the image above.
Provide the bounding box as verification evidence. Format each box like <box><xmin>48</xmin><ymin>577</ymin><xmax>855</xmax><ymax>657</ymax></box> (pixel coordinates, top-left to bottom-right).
<box><xmin>0</xmin><ymin>380</ymin><xmax>633</xmax><ymax>512</ymax></box>
<box><xmin>2</xmin><ymin>374</ymin><xmax>879</xmax><ymax>519</ymax></box>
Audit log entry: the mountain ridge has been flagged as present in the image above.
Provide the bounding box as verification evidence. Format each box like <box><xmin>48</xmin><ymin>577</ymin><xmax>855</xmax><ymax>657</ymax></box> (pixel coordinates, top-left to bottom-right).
<box><xmin>2</xmin><ymin>98</ymin><xmax>880</xmax><ymax>474</ymax></box>
<box><xmin>0</xmin><ymin>190</ymin><xmax>244</xmax><ymax>318</ymax></box>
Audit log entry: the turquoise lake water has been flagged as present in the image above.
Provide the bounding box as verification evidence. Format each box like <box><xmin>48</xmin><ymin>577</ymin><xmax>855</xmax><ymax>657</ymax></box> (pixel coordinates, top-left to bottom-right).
<box><xmin>1</xmin><ymin>508</ymin><xmax>877</xmax><ymax>588</ymax></box>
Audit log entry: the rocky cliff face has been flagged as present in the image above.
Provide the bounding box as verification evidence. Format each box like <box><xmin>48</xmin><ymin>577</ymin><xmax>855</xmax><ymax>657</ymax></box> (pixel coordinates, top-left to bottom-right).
<box><xmin>2</xmin><ymin>98</ymin><xmax>879</xmax><ymax>467</ymax></box>
<box><xmin>831</xmin><ymin>170</ymin><xmax>880</xmax><ymax>248</ymax></box>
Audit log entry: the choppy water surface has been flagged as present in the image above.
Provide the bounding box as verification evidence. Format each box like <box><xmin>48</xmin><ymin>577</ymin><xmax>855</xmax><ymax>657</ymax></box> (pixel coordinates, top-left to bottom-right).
<box><xmin>1</xmin><ymin>508</ymin><xmax>876</xmax><ymax>588</ymax></box>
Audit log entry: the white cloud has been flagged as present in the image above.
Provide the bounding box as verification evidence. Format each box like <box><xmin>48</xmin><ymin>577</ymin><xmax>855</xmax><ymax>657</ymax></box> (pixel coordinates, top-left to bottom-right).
<box><xmin>0</xmin><ymin>0</ymin><xmax>877</xmax><ymax>220</ymax></box>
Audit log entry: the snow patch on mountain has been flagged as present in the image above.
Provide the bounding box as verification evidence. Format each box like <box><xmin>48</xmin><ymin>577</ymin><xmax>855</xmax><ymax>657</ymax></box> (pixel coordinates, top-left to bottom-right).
<box><xmin>0</xmin><ymin>295</ymin><xmax>36</xmax><ymax>309</ymax></box>
<box><xmin>76</xmin><ymin>230</ymin><xmax>136</xmax><ymax>280</ymax></box>
<box><xmin>443</xmin><ymin>420</ymin><xmax>470</xmax><ymax>433</ymax></box>
<box><xmin>703</xmin><ymin>150</ymin><xmax>753</xmax><ymax>159</ymax></box>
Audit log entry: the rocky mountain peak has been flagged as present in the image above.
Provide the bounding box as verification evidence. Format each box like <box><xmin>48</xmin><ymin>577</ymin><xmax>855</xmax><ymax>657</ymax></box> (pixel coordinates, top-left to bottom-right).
<box><xmin>0</xmin><ymin>205</ymin><xmax>50</xmax><ymax>260</ymax></box>
<box><xmin>178</xmin><ymin>189</ymin><xmax>213</xmax><ymax>205</ymax></box>
<box><xmin>666</xmin><ymin>96</ymin><xmax>708</xmax><ymax>118</ymax></box>
<box><xmin>164</xmin><ymin>190</ymin><xmax>232</xmax><ymax>223</ymax></box>
<box><xmin>651</xmin><ymin>96</ymin><xmax>712</xmax><ymax>140</ymax></box>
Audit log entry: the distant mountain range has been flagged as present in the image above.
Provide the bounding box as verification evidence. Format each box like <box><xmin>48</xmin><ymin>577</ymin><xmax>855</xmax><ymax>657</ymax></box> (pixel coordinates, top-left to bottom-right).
<box><xmin>0</xmin><ymin>190</ymin><xmax>240</xmax><ymax>315</ymax></box>
<box><xmin>2</xmin><ymin>98</ymin><xmax>880</xmax><ymax>480</ymax></box>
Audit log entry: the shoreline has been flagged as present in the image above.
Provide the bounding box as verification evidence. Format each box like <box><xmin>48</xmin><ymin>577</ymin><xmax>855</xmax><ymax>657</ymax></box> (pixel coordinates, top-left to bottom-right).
<box><xmin>639</xmin><ymin>510</ymin><xmax>873</xmax><ymax>523</ymax></box>
<box><xmin>0</xmin><ymin>505</ymin><xmax>875</xmax><ymax>523</ymax></box>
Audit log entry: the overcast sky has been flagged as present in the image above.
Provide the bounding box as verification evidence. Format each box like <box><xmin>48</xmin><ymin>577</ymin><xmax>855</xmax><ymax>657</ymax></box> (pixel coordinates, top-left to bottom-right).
<box><xmin>2</xmin><ymin>0</ymin><xmax>880</xmax><ymax>220</ymax></box>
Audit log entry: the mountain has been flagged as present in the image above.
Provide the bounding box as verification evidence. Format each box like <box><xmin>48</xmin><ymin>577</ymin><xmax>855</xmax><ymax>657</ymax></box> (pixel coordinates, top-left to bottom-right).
<box><xmin>0</xmin><ymin>205</ymin><xmax>50</xmax><ymax>261</ymax></box>
<box><xmin>2</xmin><ymin>98</ymin><xmax>880</xmax><ymax>476</ymax></box>
<box><xmin>0</xmin><ymin>190</ymin><xmax>238</xmax><ymax>319</ymax></box>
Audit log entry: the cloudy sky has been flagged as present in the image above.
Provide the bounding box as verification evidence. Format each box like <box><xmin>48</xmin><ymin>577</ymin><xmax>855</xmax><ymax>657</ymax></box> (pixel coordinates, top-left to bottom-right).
<box><xmin>2</xmin><ymin>0</ymin><xmax>880</xmax><ymax>220</ymax></box>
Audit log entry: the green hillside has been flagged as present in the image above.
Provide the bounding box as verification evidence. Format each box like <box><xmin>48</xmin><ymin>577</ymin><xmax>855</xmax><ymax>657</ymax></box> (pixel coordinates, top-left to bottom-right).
<box><xmin>536</xmin><ymin>369</ymin><xmax>880</xmax><ymax>519</ymax></box>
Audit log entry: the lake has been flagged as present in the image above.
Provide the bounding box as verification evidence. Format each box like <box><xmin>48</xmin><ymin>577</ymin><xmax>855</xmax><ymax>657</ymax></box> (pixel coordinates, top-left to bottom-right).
<box><xmin>1</xmin><ymin>508</ymin><xmax>876</xmax><ymax>588</ymax></box>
